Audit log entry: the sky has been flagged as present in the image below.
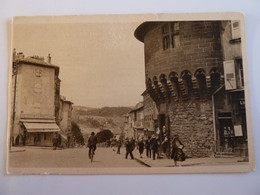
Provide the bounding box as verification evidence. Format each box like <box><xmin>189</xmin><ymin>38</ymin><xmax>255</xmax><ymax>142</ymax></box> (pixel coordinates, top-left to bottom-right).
<box><xmin>13</xmin><ymin>16</ymin><xmax>146</xmax><ymax>108</ymax></box>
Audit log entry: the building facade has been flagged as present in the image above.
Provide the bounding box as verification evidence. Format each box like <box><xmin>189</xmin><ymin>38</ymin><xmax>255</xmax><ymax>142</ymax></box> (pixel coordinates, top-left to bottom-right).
<box><xmin>213</xmin><ymin>20</ymin><xmax>247</xmax><ymax>157</ymax></box>
<box><xmin>10</xmin><ymin>50</ymin><xmax>61</xmax><ymax>147</ymax></box>
<box><xmin>135</xmin><ymin>21</ymin><xmax>247</xmax><ymax>158</ymax></box>
<box><xmin>57</xmin><ymin>96</ymin><xmax>73</xmax><ymax>146</ymax></box>
<box><xmin>142</xmin><ymin>90</ymin><xmax>158</xmax><ymax>136</ymax></box>
<box><xmin>126</xmin><ymin>102</ymin><xmax>144</xmax><ymax>139</ymax></box>
<box><xmin>123</xmin><ymin>114</ymin><xmax>132</xmax><ymax>138</ymax></box>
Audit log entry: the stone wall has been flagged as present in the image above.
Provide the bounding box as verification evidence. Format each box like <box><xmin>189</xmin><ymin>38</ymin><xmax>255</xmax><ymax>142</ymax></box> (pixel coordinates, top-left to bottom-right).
<box><xmin>144</xmin><ymin>21</ymin><xmax>223</xmax><ymax>80</ymax></box>
<box><xmin>135</xmin><ymin>21</ymin><xmax>227</xmax><ymax>158</ymax></box>
<box><xmin>169</xmin><ymin>100</ymin><xmax>215</xmax><ymax>158</ymax></box>
<box><xmin>19</xmin><ymin>63</ymin><xmax>55</xmax><ymax>118</ymax></box>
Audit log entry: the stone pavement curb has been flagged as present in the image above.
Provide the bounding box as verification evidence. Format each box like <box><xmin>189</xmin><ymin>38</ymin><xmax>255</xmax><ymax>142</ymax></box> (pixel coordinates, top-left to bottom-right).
<box><xmin>134</xmin><ymin>157</ymin><xmax>151</xmax><ymax>167</ymax></box>
<box><xmin>9</xmin><ymin>148</ymin><xmax>26</xmax><ymax>153</ymax></box>
<box><xmin>133</xmin><ymin>152</ymin><xmax>248</xmax><ymax>167</ymax></box>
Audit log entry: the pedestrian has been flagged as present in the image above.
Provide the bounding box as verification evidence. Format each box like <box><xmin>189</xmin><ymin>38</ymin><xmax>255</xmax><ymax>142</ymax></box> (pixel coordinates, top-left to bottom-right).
<box><xmin>150</xmin><ymin>135</ymin><xmax>159</xmax><ymax>160</ymax></box>
<box><xmin>125</xmin><ymin>138</ymin><xmax>134</xmax><ymax>159</ymax></box>
<box><xmin>162</xmin><ymin>134</ymin><xmax>168</xmax><ymax>154</ymax></box>
<box><xmin>111</xmin><ymin>136</ymin><xmax>117</xmax><ymax>152</ymax></box>
<box><xmin>52</xmin><ymin>133</ymin><xmax>58</xmax><ymax>150</ymax></box>
<box><xmin>117</xmin><ymin>138</ymin><xmax>122</xmax><ymax>154</ymax></box>
<box><xmin>130</xmin><ymin>138</ymin><xmax>136</xmax><ymax>155</ymax></box>
<box><xmin>57</xmin><ymin>134</ymin><xmax>62</xmax><ymax>149</ymax></box>
<box><xmin>171</xmin><ymin>135</ymin><xmax>185</xmax><ymax>166</ymax></box>
<box><xmin>138</xmin><ymin>137</ymin><xmax>145</xmax><ymax>158</ymax></box>
<box><xmin>145</xmin><ymin>136</ymin><xmax>151</xmax><ymax>158</ymax></box>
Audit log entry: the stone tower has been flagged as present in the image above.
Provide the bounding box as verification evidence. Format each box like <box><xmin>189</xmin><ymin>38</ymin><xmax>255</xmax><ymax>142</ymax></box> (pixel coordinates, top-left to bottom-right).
<box><xmin>135</xmin><ymin>21</ymin><xmax>225</xmax><ymax>157</ymax></box>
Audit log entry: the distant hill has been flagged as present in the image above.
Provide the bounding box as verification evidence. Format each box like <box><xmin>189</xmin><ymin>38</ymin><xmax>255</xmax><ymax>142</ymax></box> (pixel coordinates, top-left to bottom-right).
<box><xmin>83</xmin><ymin>106</ymin><xmax>132</xmax><ymax>117</ymax></box>
<box><xmin>72</xmin><ymin>106</ymin><xmax>131</xmax><ymax>136</ymax></box>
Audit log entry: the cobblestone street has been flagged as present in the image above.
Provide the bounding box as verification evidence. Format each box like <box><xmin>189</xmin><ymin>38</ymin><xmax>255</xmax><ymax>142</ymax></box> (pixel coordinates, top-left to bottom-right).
<box><xmin>9</xmin><ymin>146</ymin><xmax>144</xmax><ymax>169</ymax></box>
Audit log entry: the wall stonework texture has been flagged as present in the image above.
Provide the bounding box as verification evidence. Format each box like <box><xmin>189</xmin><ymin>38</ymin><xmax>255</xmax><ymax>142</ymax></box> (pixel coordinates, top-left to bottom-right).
<box><xmin>144</xmin><ymin>21</ymin><xmax>223</xmax><ymax>80</ymax></box>
<box><xmin>169</xmin><ymin>100</ymin><xmax>215</xmax><ymax>157</ymax></box>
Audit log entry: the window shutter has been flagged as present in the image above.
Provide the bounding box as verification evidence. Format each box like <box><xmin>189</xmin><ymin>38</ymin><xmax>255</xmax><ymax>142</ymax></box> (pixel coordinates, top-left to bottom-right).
<box><xmin>223</xmin><ymin>60</ymin><xmax>237</xmax><ymax>90</ymax></box>
<box><xmin>231</xmin><ymin>20</ymin><xmax>241</xmax><ymax>39</ymax></box>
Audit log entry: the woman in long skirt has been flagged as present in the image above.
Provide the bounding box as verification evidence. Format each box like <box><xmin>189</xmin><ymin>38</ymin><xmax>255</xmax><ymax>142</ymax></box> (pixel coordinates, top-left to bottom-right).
<box><xmin>171</xmin><ymin>135</ymin><xmax>185</xmax><ymax>166</ymax></box>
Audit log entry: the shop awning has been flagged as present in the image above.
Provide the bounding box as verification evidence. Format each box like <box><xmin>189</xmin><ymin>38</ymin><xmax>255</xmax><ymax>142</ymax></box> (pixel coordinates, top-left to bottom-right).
<box><xmin>22</xmin><ymin>121</ymin><xmax>60</xmax><ymax>133</ymax></box>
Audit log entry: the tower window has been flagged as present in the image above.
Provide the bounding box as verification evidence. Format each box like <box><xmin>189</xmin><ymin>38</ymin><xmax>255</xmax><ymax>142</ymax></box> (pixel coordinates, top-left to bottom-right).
<box><xmin>231</xmin><ymin>20</ymin><xmax>241</xmax><ymax>39</ymax></box>
<box><xmin>161</xmin><ymin>22</ymin><xmax>180</xmax><ymax>50</ymax></box>
<box><xmin>163</xmin><ymin>35</ymin><xmax>170</xmax><ymax>50</ymax></box>
<box><xmin>162</xmin><ymin>24</ymin><xmax>169</xmax><ymax>34</ymax></box>
<box><xmin>172</xmin><ymin>34</ymin><xmax>180</xmax><ymax>48</ymax></box>
<box><xmin>171</xmin><ymin>22</ymin><xmax>179</xmax><ymax>31</ymax></box>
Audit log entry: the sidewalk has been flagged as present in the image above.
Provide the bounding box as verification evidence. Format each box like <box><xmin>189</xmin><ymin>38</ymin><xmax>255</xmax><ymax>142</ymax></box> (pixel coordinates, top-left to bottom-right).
<box><xmin>9</xmin><ymin>146</ymin><xmax>26</xmax><ymax>153</ymax></box>
<box><xmin>134</xmin><ymin>151</ymin><xmax>248</xmax><ymax>167</ymax></box>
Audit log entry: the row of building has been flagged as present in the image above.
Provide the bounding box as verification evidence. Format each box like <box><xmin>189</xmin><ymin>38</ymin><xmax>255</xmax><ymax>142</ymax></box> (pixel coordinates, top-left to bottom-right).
<box><xmin>10</xmin><ymin>50</ymin><xmax>73</xmax><ymax>147</ymax></box>
<box><xmin>124</xmin><ymin>20</ymin><xmax>248</xmax><ymax>159</ymax></box>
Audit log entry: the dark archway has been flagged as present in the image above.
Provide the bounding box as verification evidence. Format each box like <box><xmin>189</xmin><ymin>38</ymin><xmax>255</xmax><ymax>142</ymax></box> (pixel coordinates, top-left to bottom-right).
<box><xmin>153</xmin><ymin>76</ymin><xmax>164</xmax><ymax>103</ymax></box>
<box><xmin>195</xmin><ymin>68</ymin><xmax>207</xmax><ymax>99</ymax></box>
<box><xmin>146</xmin><ymin>78</ymin><xmax>152</xmax><ymax>88</ymax></box>
<box><xmin>160</xmin><ymin>74</ymin><xmax>171</xmax><ymax>101</ymax></box>
<box><xmin>169</xmin><ymin>72</ymin><xmax>180</xmax><ymax>99</ymax></box>
<box><xmin>210</xmin><ymin>67</ymin><xmax>221</xmax><ymax>93</ymax></box>
<box><xmin>181</xmin><ymin>70</ymin><xmax>193</xmax><ymax>98</ymax></box>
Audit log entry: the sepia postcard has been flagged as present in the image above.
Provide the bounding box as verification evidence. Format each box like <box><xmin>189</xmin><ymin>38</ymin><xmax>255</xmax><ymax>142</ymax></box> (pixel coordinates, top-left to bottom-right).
<box><xmin>7</xmin><ymin>13</ymin><xmax>255</xmax><ymax>175</ymax></box>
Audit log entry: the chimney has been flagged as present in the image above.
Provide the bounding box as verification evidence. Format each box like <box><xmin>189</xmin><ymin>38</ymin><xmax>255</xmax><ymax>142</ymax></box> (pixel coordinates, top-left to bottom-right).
<box><xmin>17</xmin><ymin>52</ymin><xmax>24</xmax><ymax>59</ymax></box>
<box><xmin>47</xmin><ymin>53</ymin><xmax>51</xmax><ymax>64</ymax></box>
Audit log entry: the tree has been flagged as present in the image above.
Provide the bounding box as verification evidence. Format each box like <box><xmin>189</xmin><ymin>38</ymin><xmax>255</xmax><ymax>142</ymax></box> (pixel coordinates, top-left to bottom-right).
<box><xmin>96</xmin><ymin>129</ymin><xmax>114</xmax><ymax>143</ymax></box>
<box><xmin>71</xmin><ymin>121</ymin><xmax>85</xmax><ymax>145</ymax></box>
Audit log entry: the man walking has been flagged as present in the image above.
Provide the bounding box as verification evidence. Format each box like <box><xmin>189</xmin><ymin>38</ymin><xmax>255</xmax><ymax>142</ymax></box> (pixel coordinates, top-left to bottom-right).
<box><xmin>125</xmin><ymin>138</ymin><xmax>134</xmax><ymax>159</ymax></box>
<box><xmin>138</xmin><ymin>137</ymin><xmax>145</xmax><ymax>158</ymax></box>
<box><xmin>145</xmin><ymin>136</ymin><xmax>151</xmax><ymax>158</ymax></box>
<box><xmin>150</xmin><ymin>135</ymin><xmax>159</xmax><ymax>160</ymax></box>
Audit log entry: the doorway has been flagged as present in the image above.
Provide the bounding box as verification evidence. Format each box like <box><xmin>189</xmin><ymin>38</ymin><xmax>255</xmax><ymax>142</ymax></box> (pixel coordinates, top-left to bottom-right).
<box><xmin>158</xmin><ymin>114</ymin><xmax>166</xmax><ymax>140</ymax></box>
<box><xmin>34</xmin><ymin>133</ymin><xmax>42</xmax><ymax>146</ymax></box>
<box><xmin>218</xmin><ymin>113</ymin><xmax>234</xmax><ymax>153</ymax></box>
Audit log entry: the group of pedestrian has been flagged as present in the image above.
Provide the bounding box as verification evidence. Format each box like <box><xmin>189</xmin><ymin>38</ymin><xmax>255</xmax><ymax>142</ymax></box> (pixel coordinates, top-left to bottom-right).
<box><xmin>141</xmin><ymin>135</ymin><xmax>160</xmax><ymax>160</ymax></box>
<box><xmin>124</xmin><ymin>135</ymin><xmax>159</xmax><ymax>160</ymax></box>
<box><xmin>126</xmin><ymin>134</ymin><xmax>186</xmax><ymax>167</ymax></box>
<box><xmin>85</xmin><ymin>131</ymin><xmax>185</xmax><ymax>167</ymax></box>
<box><xmin>110</xmin><ymin>136</ymin><xmax>123</xmax><ymax>154</ymax></box>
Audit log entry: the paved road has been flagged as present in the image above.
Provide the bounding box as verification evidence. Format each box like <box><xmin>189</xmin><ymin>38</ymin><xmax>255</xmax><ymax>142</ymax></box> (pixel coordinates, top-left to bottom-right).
<box><xmin>9</xmin><ymin>146</ymin><xmax>144</xmax><ymax>168</ymax></box>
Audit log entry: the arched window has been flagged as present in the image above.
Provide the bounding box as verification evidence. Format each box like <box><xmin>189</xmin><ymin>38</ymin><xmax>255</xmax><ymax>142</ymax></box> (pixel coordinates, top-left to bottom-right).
<box><xmin>159</xmin><ymin>74</ymin><xmax>167</xmax><ymax>83</ymax></box>
<box><xmin>169</xmin><ymin>72</ymin><xmax>180</xmax><ymax>98</ymax></box>
<box><xmin>181</xmin><ymin>70</ymin><xmax>193</xmax><ymax>97</ymax></box>
<box><xmin>210</xmin><ymin>67</ymin><xmax>221</xmax><ymax>92</ymax></box>
<box><xmin>195</xmin><ymin>68</ymin><xmax>207</xmax><ymax>99</ymax></box>
<box><xmin>160</xmin><ymin>74</ymin><xmax>170</xmax><ymax>101</ymax></box>
<box><xmin>153</xmin><ymin>76</ymin><xmax>163</xmax><ymax>99</ymax></box>
<box><xmin>153</xmin><ymin>76</ymin><xmax>158</xmax><ymax>85</ymax></box>
<box><xmin>146</xmin><ymin>78</ymin><xmax>152</xmax><ymax>88</ymax></box>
